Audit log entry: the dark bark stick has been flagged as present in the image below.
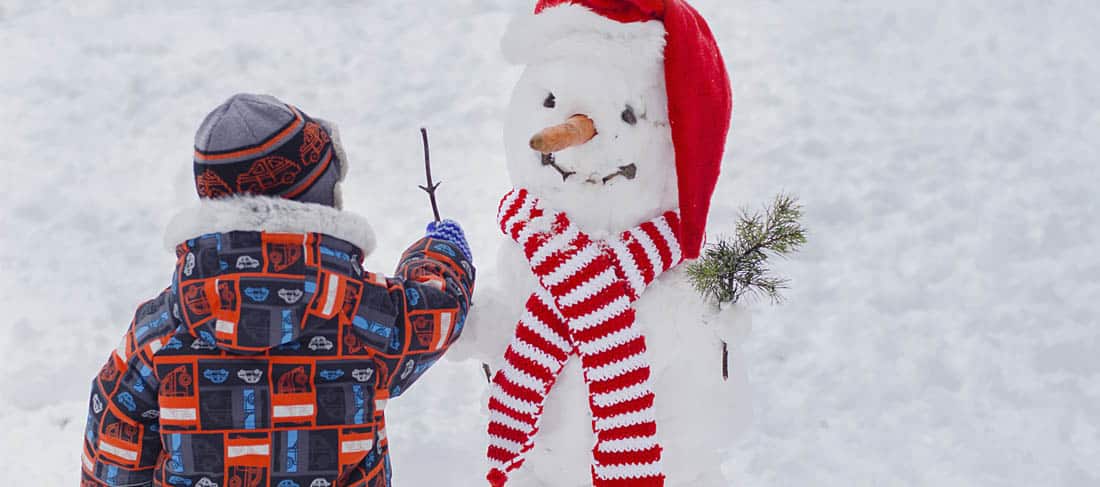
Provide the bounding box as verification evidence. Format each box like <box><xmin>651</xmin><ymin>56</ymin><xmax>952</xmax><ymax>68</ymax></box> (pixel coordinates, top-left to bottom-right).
<box><xmin>722</xmin><ymin>340</ymin><xmax>729</xmax><ymax>381</ymax></box>
<box><xmin>419</xmin><ymin>127</ymin><xmax>442</xmax><ymax>222</ymax></box>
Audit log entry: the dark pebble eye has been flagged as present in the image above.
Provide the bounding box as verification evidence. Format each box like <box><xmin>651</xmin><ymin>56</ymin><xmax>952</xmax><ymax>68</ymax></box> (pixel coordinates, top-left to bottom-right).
<box><xmin>621</xmin><ymin>105</ymin><xmax>637</xmax><ymax>125</ymax></box>
<box><xmin>543</xmin><ymin>93</ymin><xmax>556</xmax><ymax>108</ymax></box>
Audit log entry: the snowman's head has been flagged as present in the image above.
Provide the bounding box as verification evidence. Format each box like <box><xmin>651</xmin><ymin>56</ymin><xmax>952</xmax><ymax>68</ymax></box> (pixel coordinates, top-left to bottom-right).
<box><xmin>500</xmin><ymin>1</ymin><xmax>732</xmax><ymax>257</ymax></box>
<box><xmin>502</xmin><ymin>5</ymin><xmax>677</xmax><ymax>232</ymax></box>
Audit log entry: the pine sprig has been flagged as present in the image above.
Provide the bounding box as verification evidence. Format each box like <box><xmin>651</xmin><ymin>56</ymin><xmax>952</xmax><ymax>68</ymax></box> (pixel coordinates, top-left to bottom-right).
<box><xmin>687</xmin><ymin>194</ymin><xmax>807</xmax><ymax>305</ymax></box>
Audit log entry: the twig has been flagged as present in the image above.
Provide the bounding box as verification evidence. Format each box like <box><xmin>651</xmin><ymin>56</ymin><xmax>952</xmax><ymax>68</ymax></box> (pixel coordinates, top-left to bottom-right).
<box><xmin>419</xmin><ymin>128</ymin><xmax>442</xmax><ymax>222</ymax></box>
<box><xmin>722</xmin><ymin>341</ymin><xmax>729</xmax><ymax>381</ymax></box>
<box><xmin>418</xmin><ymin>128</ymin><xmax>492</xmax><ymax>383</ymax></box>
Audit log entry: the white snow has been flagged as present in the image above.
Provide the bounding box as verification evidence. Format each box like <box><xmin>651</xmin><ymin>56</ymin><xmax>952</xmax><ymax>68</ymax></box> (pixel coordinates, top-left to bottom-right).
<box><xmin>1</xmin><ymin>1</ymin><xmax>1098</xmax><ymax>486</ymax></box>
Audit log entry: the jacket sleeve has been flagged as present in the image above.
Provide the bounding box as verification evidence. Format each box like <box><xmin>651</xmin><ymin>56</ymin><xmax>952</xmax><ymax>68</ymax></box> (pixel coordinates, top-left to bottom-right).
<box><xmin>380</xmin><ymin>236</ymin><xmax>475</xmax><ymax>398</ymax></box>
<box><xmin>81</xmin><ymin>291</ymin><xmax>177</xmax><ymax>486</ymax></box>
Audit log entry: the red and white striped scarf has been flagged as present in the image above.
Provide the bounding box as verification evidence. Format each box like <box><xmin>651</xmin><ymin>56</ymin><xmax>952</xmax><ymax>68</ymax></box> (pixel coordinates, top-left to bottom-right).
<box><xmin>487</xmin><ymin>188</ymin><xmax>683</xmax><ymax>487</ymax></box>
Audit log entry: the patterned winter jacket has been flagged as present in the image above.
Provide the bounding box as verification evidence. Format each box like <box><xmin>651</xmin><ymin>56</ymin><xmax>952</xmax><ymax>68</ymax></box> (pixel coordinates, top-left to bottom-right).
<box><xmin>81</xmin><ymin>203</ymin><xmax>474</xmax><ymax>487</ymax></box>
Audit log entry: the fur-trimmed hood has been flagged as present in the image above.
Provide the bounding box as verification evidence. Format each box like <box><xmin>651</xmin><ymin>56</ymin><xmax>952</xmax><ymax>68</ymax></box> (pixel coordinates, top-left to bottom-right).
<box><xmin>164</xmin><ymin>195</ymin><xmax>376</xmax><ymax>256</ymax></box>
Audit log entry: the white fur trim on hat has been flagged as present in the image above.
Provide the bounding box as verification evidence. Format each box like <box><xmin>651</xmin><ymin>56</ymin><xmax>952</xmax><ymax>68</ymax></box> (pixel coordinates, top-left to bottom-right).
<box><xmin>164</xmin><ymin>195</ymin><xmax>376</xmax><ymax>255</ymax></box>
<box><xmin>502</xmin><ymin>4</ymin><xmax>666</xmax><ymax>70</ymax></box>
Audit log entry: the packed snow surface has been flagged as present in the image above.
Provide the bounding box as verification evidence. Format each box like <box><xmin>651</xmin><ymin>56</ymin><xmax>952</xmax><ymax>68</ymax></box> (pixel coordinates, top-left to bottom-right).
<box><xmin>1</xmin><ymin>1</ymin><xmax>1097</xmax><ymax>485</ymax></box>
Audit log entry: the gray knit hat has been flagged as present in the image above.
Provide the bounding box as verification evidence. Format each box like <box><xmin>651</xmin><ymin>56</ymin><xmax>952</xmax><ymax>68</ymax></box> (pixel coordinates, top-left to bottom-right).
<box><xmin>193</xmin><ymin>93</ymin><xmax>347</xmax><ymax>208</ymax></box>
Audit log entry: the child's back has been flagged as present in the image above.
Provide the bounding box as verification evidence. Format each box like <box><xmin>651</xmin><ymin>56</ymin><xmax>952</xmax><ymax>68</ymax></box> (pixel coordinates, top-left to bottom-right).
<box><xmin>80</xmin><ymin>94</ymin><xmax>474</xmax><ymax>487</ymax></box>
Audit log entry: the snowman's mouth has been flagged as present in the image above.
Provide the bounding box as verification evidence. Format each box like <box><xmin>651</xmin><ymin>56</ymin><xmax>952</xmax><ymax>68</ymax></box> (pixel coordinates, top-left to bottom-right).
<box><xmin>541</xmin><ymin>153</ymin><xmax>576</xmax><ymax>182</ymax></box>
<box><xmin>541</xmin><ymin>153</ymin><xmax>637</xmax><ymax>186</ymax></box>
<box><xmin>596</xmin><ymin>164</ymin><xmax>638</xmax><ymax>185</ymax></box>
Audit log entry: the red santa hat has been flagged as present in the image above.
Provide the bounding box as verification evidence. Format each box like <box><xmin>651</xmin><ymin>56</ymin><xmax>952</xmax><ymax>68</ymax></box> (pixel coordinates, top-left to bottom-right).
<box><xmin>503</xmin><ymin>0</ymin><xmax>732</xmax><ymax>259</ymax></box>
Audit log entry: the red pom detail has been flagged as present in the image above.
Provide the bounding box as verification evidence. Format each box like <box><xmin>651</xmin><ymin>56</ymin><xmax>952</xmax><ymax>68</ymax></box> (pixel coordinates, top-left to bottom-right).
<box><xmin>488</xmin><ymin>469</ymin><xmax>509</xmax><ymax>487</ymax></box>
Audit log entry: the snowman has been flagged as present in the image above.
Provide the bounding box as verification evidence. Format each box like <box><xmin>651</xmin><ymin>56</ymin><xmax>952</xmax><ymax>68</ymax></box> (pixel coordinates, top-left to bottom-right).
<box><xmin>459</xmin><ymin>1</ymin><xmax>752</xmax><ymax>485</ymax></box>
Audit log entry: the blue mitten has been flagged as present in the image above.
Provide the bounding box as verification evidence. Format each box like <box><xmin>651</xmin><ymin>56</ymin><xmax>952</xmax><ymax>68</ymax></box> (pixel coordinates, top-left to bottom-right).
<box><xmin>426</xmin><ymin>219</ymin><xmax>473</xmax><ymax>263</ymax></box>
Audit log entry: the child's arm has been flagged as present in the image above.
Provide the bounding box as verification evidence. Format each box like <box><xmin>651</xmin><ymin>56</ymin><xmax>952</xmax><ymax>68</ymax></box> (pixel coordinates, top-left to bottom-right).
<box><xmin>380</xmin><ymin>219</ymin><xmax>475</xmax><ymax>397</ymax></box>
<box><xmin>81</xmin><ymin>292</ymin><xmax>175</xmax><ymax>486</ymax></box>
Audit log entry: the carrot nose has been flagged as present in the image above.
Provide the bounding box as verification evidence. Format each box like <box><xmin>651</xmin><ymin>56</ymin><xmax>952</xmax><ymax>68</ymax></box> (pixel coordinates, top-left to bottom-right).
<box><xmin>529</xmin><ymin>114</ymin><xmax>596</xmax><ymax>153</ymax></box>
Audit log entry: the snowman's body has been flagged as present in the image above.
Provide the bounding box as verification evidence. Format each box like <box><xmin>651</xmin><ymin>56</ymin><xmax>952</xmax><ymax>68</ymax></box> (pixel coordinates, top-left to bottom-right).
<box><xmin>492</xmin><ymin>244</ymin><xmax>752</xmax><ymax>486</ymax></box>
<box><xmin>459</xmin><ymin>4</ymin><xmax>750</xmax><ymax>485</ymax></box>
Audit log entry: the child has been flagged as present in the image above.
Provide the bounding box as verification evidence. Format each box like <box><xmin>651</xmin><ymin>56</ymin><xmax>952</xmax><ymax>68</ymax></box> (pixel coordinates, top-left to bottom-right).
<box><xmin>80</xmin><ymin>94</ymin><xmax>474</xmax><ymax>487</ymax></box>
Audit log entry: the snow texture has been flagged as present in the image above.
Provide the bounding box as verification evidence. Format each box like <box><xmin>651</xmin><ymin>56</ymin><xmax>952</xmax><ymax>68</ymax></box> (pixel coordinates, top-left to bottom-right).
<box><xmin>1</xmin><ymin>1</ymin><xmax>1098</xmax><ymax>486</ymax></box>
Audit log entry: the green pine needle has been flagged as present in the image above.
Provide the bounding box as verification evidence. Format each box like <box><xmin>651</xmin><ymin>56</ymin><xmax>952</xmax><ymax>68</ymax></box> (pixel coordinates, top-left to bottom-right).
<box><xmin>687</xmin><ymin>193</ymin><xmax>807</xmax><ymax>305</ymax></box>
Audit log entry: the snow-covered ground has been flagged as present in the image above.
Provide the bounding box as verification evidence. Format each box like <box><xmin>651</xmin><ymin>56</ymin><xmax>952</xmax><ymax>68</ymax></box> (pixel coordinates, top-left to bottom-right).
<box><xmin>1</xmin><ymin>1</ymin><xmax>1097</xmax><ymax>485</ymax></box>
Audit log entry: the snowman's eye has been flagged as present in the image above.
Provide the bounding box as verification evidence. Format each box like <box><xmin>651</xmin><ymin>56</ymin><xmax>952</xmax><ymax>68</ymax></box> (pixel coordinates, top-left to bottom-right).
<box><xmin>543</xmin><ymin>93</ymin><xmax>556</xmax><ymax>108</ymax></box>
<box><xmin>621</xmin><ymin>105</ymin><xmax>637</xmax><ymax>125</ymax></box>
